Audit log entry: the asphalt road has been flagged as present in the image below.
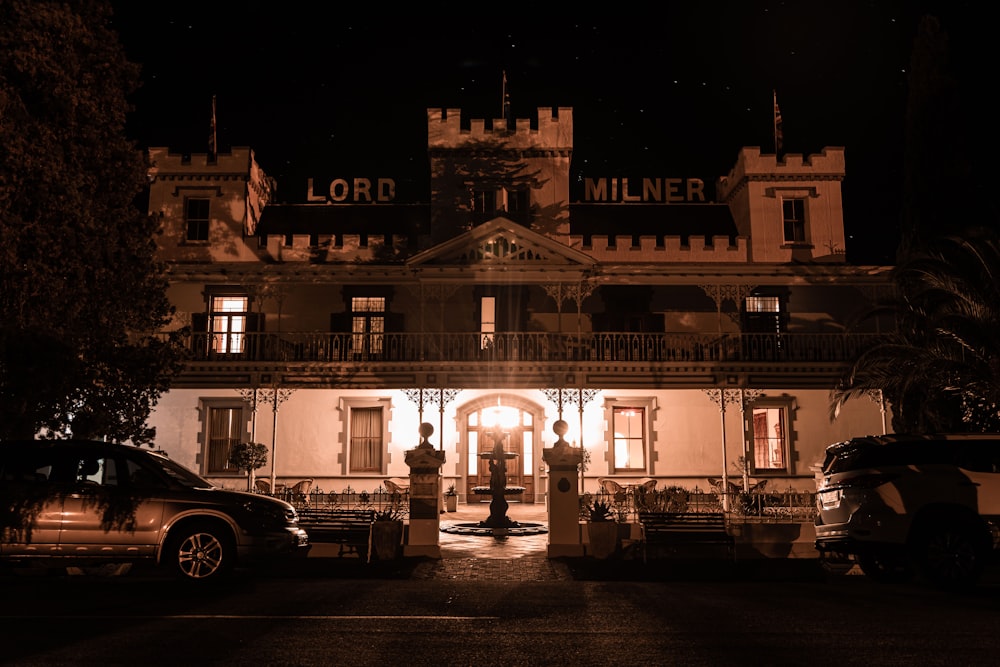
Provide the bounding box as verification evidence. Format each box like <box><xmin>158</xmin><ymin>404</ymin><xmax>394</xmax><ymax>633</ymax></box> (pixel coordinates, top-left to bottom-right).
<box><xmin>3</xmin><ymin>562</ymin><xmax>999</xmax><ymax>667</ymax></box>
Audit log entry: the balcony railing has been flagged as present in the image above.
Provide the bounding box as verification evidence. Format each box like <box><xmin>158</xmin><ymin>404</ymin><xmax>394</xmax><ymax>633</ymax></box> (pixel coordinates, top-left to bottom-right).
<box><xmin>168</xmin><ymin>330</ymin><xmax>880</xmax><ymax>364</ymax></box>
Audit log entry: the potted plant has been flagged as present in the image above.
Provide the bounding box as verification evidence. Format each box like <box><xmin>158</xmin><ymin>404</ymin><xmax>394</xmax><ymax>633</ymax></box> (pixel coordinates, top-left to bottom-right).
<box><xmin>443</xmin><ymin>483</ymin><xmax>458</xmax><ymax>512</ymax></box>
<box><xmin>586</xmin><ymin>498</ymin><xmax>621</xmax><ymax>559</ymax></box>
<box><xmin>370</xmin><ymin>506</ymin><xmax>404</xmax><ymax>562</ymax></box>
<box><xmin>227</xmin><ymin>442</ymin><xmax>268</xmax><ymax>492</ymax></box>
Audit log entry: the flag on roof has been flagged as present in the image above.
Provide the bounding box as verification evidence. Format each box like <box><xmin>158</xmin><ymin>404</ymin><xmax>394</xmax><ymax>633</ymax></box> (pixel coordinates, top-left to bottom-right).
<box><xmin>773</xmin><ymin>89</ymin><xmax>783</xmax><ymax>154</ymax></box>
<box><xmin>502</xmin><ymin>71</ymin><xmax>511</xmax><ymax>128</ymax></box>
<box><xmin>209</xmin><ymin>95</ymin><xmax>217</xmax><ymax>160</ymax></box>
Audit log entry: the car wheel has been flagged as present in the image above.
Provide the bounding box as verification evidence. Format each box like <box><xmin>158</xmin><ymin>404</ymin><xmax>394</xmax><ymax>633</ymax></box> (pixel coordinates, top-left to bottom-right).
<box><xmin>167</xmin><ymin>523</ymin><xmax>235</xmax><ymax>582</ymax></box>
<box><xmin>857</xmin><ymin>552</ymin><xmax>913</xmax><ymax>583</ymax></box>
<box><xmin>911</xmin><ymin>518</ymin><xmax>988</xmax><ymax>589</ymax></box>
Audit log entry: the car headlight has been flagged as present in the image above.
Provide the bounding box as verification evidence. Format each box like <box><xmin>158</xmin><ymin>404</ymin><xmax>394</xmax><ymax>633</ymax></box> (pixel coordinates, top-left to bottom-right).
<box><xmin>242</xmin><ymin>498</ymin><xmax>297</xmax><ymax>527</ymax></box>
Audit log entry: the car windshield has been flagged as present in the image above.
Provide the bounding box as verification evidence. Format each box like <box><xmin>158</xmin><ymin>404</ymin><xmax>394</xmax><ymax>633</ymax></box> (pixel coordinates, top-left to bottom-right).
<box><xmin>146</xmin><ymin>452</ymin><xmax>215</xmax><ymax>489</ymax></box>
<box><xmin>822</xmin><ymin>439</ymin><xmax>960</xmax><ymax>474</ymax></box>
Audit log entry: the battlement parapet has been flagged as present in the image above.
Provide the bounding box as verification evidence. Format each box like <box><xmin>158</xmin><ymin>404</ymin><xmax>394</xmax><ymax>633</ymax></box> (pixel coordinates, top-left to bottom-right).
<box><xmin>245</xmin><ymin>232</ymin><xmax>746</xmax><ymax>263</ymax></box>
<box><xmin>716</xmin><ymin>146</ymin><xmax>845</xmax><ymax>201</ymax></box>
<box><xmin>148</xmin><ymin>147</ymin><xmax>258</xmax><ymax>177</ymax></box>
<box><xmin>261</xmin><ymin>235</ymin><xmax>410</xmax><ymax>263</ymax></box>
<box><xmin>428</xmin><ymin>107</ymin><xmax>573</xmax><ymax>150</ymax></box>
<box><xmin>568</xmin><ymin>235</ymin><xmax>748</xmax><ymax>262</ymax></box>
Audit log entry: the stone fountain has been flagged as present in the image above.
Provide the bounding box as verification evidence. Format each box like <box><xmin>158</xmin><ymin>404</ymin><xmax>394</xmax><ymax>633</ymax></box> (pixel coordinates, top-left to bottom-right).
<box><xmin>478</xmin><ymin>425</ymin><xmax>520</xmax><ymax>532</ymax></box>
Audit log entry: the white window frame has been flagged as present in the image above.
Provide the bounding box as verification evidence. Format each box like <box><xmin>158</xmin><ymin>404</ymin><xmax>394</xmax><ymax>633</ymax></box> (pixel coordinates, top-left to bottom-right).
<box><xmin>185</xmin><ymin>197</ymin><xmax>210</xmax><ymax>242</ymax></box>
<box><xmin>480</xmin><ymin>296</ymin><xmax>496</xmax><ymax>349</ymax></box>
<box><xmin>781</xmin><ymin>197</ymin><xmax>807</xmax><ymax>244</ymax></box>
<box><xmin>339</xmin><ymin>397</ymin><xmax>391</xmax><ymax>476</ymax></box>
<box><xmin>210</xmin><ymin>295</ymin><xmax>249</xmax><ymax>355</ymax></box>
<box><xmin>602</xmin><ymin>396</ymin><xmax>656</xmax><ymax>474</ymax></box>
<box><xmin>748</xmin><ymin>401</ymin><xmax>793</xmax><ymax>474</ymax></box>
<box><xmin>200</xmin><ymin>399</ymin><xmax>248</xmax><ymax>475</ymax></box>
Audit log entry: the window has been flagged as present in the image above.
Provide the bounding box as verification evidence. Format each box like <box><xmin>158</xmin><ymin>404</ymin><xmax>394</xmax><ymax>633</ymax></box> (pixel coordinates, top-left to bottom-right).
<box><xmin>472</xmin><ymin>187</ymin><xmax>530</xmax><ymax>223</ymax></box>
<box><xmin>745</xmin><ymin>296</ymin><xmax>780</xmax><ymax>314</ymax></box>
<box><xmin>612</xmin><ymin>406</ymin><xmax>646</xmax><ymax>472</ymax></box>
<box><xmin>349</xmin><ymin>406</ymin><xmax>383</xmax><ymax>473</ymax></box>
<box><xmin>781</xmin><ymin>198</ymin><xmax>806</xmax><ymax>243</ymax></box>
<box><xmin>351</xmin><ymin>297</ymin><xmax>385</xmax><ymax>356</ymax></box>
<box><xmin>504</xmin><ymin>188</ymin><xmax>530</xmax><ymax>219</ymax></box>
<box><xmin>742</xmin><ymin>293</ymin><xmax>786</xmax><ymax>342</ymax></box>
<box><xmin>751</xmin><ymin>406</ymin><xmax>788</xmax><ymax>473</ymax></box>
<box><xmin>210</xmin><ymin>295</ymin><xmax>249</xmax><ymax>354</ymax></box>
<box><xmin>186</xmin><ymin>198</ymin><xmax>210</xmax><ymax>242</ymax></box>
<box><xmin>480</xmin><ymin>296</ymin><xmax>496</xmax><ymax>349</ymax></box>
<box><xmin>206</xmin><ymin>405</ymin><xmax>245</xmax><ymax>474</ymax></box>
<box><xmin>472</xmin><ymin>189</ymin><xmax>497</xmax><ymax>215</ymax></box>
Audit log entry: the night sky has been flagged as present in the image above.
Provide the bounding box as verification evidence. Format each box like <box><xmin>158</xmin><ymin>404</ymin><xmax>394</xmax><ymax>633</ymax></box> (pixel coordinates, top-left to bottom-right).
<box><xmin>108</xmin><ymin>2</ymin><xmax>988</xmax><ymax>265</ymax></box>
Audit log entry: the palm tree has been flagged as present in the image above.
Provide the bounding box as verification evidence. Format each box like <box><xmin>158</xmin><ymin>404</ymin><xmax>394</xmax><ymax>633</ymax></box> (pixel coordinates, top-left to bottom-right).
<box><xmin>831</xmin><ymin>233</ymin><xmax>1000</xmax><ymax>433</ymax></box>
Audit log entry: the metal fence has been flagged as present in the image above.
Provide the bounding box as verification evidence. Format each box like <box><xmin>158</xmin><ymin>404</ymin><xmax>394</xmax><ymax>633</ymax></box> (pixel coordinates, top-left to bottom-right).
<box><xmin>580</xmin><ymin>486</ymin><xmax>816</xmax><ymax>523</ymax></box>
<box><xmin>262</xmin><ymin>484</ymin><xmax>411</xmax><ymax>519</ymax></box>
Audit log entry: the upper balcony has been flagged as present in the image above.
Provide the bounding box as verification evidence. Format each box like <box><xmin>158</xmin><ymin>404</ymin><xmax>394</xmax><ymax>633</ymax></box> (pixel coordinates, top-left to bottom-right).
<box><xmin>159</xmin><ymin>330</ymin><xmax>880</xmax><ymax>390</ymax></box>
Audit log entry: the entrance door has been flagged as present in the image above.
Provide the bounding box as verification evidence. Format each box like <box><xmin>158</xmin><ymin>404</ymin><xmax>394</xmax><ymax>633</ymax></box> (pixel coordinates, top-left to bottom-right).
<box><xmin>465</xmin><ymin>404</ymin><xmax>536</xmax><ymax>503</ymax></box>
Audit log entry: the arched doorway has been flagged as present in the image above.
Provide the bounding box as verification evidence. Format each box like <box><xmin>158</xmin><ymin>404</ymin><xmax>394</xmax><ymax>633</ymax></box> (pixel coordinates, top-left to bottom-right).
<box><xmin>460</xmin><ymin>394</ymin><xmax>540</xmax><ymax>503</ymax></box>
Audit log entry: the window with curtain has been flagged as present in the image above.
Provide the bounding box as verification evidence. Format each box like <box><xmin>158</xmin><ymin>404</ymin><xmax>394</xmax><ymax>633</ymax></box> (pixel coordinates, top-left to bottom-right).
<box><xmin>207</xmin><ymin>406</ymin><xmax>243</xmax><ymax>474</ymax></box>
<box><xmin>350</xmin><ymin>406</ymin><xmax>383</xmax><ymax>473</ymax></box>
<box><xmin>612</xmin><ymin>406</ymin><xmax>646</xmax><ymax>472</ymax></box>
<box><xmin>751</xmin><ymin>406</ymin><xmax>787</xmax><ymax>472</ymax></box>
<box><xmin>351</xmin><ymin>296</ymin><xmax>385</xmax><ymax>356</ymax></box>
<box><xmin>210</xmin><ymin>295</ymin><xmax>248</xmax><ymax>354</ymax></box>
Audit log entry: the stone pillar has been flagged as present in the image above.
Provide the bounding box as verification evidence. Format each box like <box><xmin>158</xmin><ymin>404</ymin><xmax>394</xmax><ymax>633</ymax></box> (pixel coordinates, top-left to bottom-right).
<box><xmin>403</xmin><ymin>422</ymin><xmax>446</xmax><ymax>558</ymax></box>
<box><xmin>542</xmin><ymin>419</ymin><xmax>585</xmax><ymax>557</ymax></box>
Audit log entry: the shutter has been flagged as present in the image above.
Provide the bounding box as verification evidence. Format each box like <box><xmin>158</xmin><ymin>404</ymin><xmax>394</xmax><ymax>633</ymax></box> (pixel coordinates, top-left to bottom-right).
<box><xmin>191</xmin><ymin>313</ymin><xmax>208</xmax><ymax>359</ymax></box>
<box><xmin>330</xmin><ymin>313</ymin><xmax>351</xmax><ymax>332</ymax></box>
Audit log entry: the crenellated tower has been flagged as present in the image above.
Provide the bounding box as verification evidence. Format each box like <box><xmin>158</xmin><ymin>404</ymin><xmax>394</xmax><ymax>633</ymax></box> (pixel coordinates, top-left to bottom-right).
<box><xmin>426</xmin><ymin>107</ymin><xmax>573</xmax><ymax>245</ymax></box>
<box><xmin>716</xmin><ymin>147</ymin><xmax>847</xmax><ymax>263</ymax></box>
<box><xmin>147</xmin><ymin>147</ymin><xmax>276</xmax><ymax>263</ymax></box>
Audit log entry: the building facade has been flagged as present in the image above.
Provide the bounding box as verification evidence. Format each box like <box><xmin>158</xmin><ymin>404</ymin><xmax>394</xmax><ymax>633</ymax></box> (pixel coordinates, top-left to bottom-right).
<box><xmin>144</xmin><ymin>106</ymin><xmax>894</xmax><ymax>503</ymax></box>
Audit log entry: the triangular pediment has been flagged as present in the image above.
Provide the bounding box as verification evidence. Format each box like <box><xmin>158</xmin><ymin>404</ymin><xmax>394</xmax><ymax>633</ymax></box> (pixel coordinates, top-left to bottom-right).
<box><xmin>406</xmin><ymin>217</ymin><xmax>596</xmax><ymax>268</ymax></box>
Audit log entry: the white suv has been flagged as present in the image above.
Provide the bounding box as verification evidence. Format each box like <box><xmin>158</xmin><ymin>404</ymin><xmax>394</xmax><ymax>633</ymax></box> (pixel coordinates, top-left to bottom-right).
<box><xmin>814</xmin><ymin>434</ymin><xmax>1000</xmax><ymax>587</ymax></box>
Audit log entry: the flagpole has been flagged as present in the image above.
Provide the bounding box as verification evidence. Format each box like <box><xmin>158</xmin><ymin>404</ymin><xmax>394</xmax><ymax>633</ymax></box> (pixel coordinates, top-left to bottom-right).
<box><xmin>209</xmin><ymin>95</ymin><xmax>217</xmax><ymax>160</ymax></box>
<box><xmin>772</xmin><ymin>89</ymin><xmax>782</xmax><ymax>155</ymax></box>
<box><xmin>501</xmin><ymin>71</ymin><xmax>511</xmax><ymax>129</ymax></box>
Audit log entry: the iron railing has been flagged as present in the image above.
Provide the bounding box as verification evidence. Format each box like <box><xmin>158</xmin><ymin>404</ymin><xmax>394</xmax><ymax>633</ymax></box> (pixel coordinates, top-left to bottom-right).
<box><xmin>168</xmin><ymin>330</ymin><xmax>881</xmax><ymax>365</ymax></box>
<box><xmin>581</xmin><ymin>486</ymin><xmax>817</xmax><ymax>523</ymax></box>
<box><xmin>260</xmin><ymin>484</ymin><xmax>410</xmax><ymax>519</ymax></box>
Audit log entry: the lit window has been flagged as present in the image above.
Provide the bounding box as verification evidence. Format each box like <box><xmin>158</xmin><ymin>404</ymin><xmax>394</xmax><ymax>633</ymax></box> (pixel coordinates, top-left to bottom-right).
<box><xmin>745</xmin><ymin>296</ymin><xmax>780</xmax><ymax>313</ymax></box>
<box><xmin>612</xmin><ymin>407</ymin><xmax>646</xmax><ymax>472</ymax></box>
<box><xmin>350</xmin><ymin>406</ymin><xmax>383</xmax><ymax>473</ymax></box>
<box><xmin>782</xmin><ymin>198</ymin><xmax>806</xmax><ymax>243</ymax></box>
<box><xmin>206</xmin><ymin>406</ymin><xmax>243</xmax><ymax>474</ymax></box>
<box><xmin>751</xmin><ymin>406</ymin><xmax>787</xmax><ymax>472</ymax></box>
<box><xmin>351</xmin><ymin>297</ymin><xmax>385</xmax><ymax>356</ymax></box>
<box><xmin>186</xmin><ymin>198</ymin><xmax>210</xmax><ymax>242</ymax></box>
<box><xmin>481</xmin><ymin>296</ymin><xmax>495</xmax><ymax>349</ymax></box>
<box><xmin>210</xmin><ymin>296</ymin><xmax>248</xmax><ymax>354</ymax></box>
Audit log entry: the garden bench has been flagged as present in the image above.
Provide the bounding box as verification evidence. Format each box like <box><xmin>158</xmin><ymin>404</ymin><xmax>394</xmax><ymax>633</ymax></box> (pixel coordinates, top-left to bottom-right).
<box><xmin>297</xmin><ymin>508</ymin><xmax>374</xmax><ymax>560</ymax></box>
<box><xmin>638</xmin><ymin>511</ymin><xmax>735</xmax><ymax>563</ymax></box>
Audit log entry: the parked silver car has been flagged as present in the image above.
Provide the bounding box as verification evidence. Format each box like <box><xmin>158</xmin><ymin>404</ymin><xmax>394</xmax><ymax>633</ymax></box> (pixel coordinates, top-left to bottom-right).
<box><xmin>0</xmin><ymin>439</ymin><xmax>309</xmax><ymax>581</ymax></box>
<box><xmin>814</xmin><ymin>433</ymin><xmax>1000</xmax><ymax>587</ymax></box>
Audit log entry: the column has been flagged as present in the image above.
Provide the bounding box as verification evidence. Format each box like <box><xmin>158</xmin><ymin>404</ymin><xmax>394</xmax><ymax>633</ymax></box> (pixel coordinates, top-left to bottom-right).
<box><xmin>403</xmin><ymin>422</ymin><xmax>446</xmax><ymax>558</ymax></box>
<box><xmin>542</xmin><ymin>419</ymin><xmax>585</xmax><ymax>557</ymax></box>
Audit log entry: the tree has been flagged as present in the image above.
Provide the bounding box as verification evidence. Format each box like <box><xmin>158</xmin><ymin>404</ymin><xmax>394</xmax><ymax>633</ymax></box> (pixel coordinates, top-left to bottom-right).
<box><xmin>228</xmin><ymin>442</ymin><xmax>269</xmax><ymax>491</ymax></box>
<box><xmin>831</xmin><ymin>233</ymin><xmax>1000</xmax><ymax>433</ymax></box>
<box><xmin>0</xmin><ymin>0</ymin><xmax>185</xmax><ymax>443</ymax></box>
